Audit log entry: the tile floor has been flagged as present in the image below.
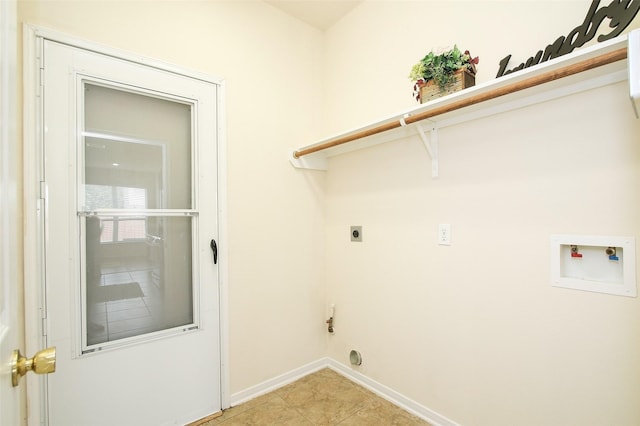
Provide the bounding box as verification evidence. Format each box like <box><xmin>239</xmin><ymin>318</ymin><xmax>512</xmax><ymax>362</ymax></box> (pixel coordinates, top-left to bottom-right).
<box><xmin>194</xmin><ymin>368</ymin><xmax>431</xmax><ymax>425</ymax></box>
<box><xmin>86</xmin><ymin>258</ymin><xmax>163</xmax><ymax>345</ymax></box>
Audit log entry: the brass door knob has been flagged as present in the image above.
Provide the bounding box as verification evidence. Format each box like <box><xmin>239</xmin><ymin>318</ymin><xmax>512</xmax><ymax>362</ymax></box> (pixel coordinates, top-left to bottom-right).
<box><xmin>11</xmin><ymin>347</ymin><xmax>56</xmax><ymax>387</ymax></box>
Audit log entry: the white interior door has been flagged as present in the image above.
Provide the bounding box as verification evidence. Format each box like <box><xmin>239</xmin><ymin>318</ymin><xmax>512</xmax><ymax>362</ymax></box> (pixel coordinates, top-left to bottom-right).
<box><xmin>41</xmin><ymin>39</ymin><xmax>221</xmax><ymax>425</ymax></box>
<box><xmin>0</xmin><ymin>1</ymin><xmax>23</xmax><ymax>424</ymax></box>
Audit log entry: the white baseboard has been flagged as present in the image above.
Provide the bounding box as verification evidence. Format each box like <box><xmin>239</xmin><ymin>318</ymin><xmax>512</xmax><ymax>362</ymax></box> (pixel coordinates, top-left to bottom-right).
<box><xmin>230</xmin><ymin>357</ymin><xmax>459</xmax><ymax>426</ymax></box>
<box><xmin>229</xmin><ymin>357</ymin><xmax>329</xmax><ymax>406</ymax></box>
<box><xmin>326</xmin><ymin>359</ymin><xmax>460</xmax><ymax>426</ymax></box>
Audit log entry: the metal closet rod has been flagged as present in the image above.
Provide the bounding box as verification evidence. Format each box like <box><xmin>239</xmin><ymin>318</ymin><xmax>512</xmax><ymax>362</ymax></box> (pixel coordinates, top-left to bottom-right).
<box><xmin>293</xmin><ymin>47</ymin><xmax>628</xmax><ymax>159</ymax></box>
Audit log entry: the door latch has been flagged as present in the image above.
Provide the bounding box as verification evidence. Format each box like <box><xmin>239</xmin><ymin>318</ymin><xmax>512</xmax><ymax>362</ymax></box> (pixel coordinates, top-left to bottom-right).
<box><xmin>210</xmin><ymin>239</ymin><xmax>217</xmax><ymax>264</ymax></box>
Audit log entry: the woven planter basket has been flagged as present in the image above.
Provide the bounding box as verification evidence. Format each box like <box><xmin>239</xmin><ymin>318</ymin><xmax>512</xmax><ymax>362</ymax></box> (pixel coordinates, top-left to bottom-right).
<box><xmin>418</xmin><ymin>68</ymin><xmax>476</xmax><ymax>103</ymax></box>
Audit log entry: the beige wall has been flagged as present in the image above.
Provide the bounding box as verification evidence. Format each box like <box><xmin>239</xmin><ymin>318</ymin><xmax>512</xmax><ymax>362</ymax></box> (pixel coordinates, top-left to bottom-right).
<box><xmin>15</xmin><ymin>0</ymin><xmax>640</xmax><ymax>424</ymax></box>
<box><xmin>17</xmin><ymin>0</ymin><xmax>327</xmax><ymax>394</ymax></box>
<box><xmin>324</xmin><ymin>2</ymin><xmax>640</xmax><ymax>425</ymax></box>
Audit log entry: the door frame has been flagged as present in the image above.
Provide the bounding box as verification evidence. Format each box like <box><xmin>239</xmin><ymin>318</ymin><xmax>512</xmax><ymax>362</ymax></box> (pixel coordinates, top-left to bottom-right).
<box><xmin>22</xmin><ymin>24</ymin><xmax>230</xmax><ymax>424</ymax></box>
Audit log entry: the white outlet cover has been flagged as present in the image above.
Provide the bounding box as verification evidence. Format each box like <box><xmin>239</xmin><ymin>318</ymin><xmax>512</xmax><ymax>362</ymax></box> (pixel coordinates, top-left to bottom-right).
<box><xmin>438</xmin><ymin>224</ymin><xmax>451</xmax><ymax>245</ymax></box>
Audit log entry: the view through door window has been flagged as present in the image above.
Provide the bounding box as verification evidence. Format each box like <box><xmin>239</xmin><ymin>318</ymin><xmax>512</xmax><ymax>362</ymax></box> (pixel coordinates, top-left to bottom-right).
<box><xmin>85</xmin><ymin>184</ymin><xmax>147</xmax><ymax>243</ymax></box>
<box><xmin>81</xmin><ymin>82</ymin><xmax>196</xmax><ymax>351</ymax></box>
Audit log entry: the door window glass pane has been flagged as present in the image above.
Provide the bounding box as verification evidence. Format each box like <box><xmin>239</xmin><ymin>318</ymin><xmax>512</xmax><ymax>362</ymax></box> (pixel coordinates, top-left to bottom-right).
<box><xmin>85</xmin><ymin>216</ymin><xmax>193</xmax><ymax>346</ymax></box>
<box><xmin>82</xmin><ymin>82</ymin><xmax>196</xmax><ymax>351</ymax></box>
<box><xmin>85</xmin><ymin>184</ymin><xmax>147</xmax><ymax>210</ymax></box>
<box><xmin>83</xmin><ymin>83</ymin><xmax>192</xmax><ymax>210</ymax></box>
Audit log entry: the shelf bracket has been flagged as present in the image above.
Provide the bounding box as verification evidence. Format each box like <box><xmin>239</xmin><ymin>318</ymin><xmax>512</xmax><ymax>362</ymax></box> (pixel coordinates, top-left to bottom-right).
<box><xmin>289</xmin><ymin>149</ymin><xmax>328</xmax><ymax>170</ymax></box>
<box><xmin>629</xmin><ymin>29</ymin><xmax>640</xmax><ymax>118</ymax></box>
<box><xmin>415</xmin><ymin>123</ymin><xmax>438</xmax><ymax>178</ymax></box>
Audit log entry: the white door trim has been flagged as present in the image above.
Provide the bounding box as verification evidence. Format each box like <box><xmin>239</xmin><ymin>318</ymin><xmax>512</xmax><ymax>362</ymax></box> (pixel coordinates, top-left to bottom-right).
<box><xmin>22</xmin><ymin>24</ymin><xmax>230</xmax><ymax>424</ymax></box>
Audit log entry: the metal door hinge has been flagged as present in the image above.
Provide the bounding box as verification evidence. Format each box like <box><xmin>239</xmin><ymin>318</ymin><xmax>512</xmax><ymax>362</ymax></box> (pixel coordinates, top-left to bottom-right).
<box><xmin>39</xmin><ymin>181</ymin><xmax>47</xmax><ymax>200</ymax></box>
<box><xmin>36</xmin><ymin>65</ymin><xmax>44</xmax><ymax>98</ymax></box>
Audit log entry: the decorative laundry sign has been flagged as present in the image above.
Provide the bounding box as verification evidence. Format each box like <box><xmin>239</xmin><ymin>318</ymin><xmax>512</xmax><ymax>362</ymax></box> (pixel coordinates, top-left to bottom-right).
<box><xmin>496</xmin><ymin>0</ymin><xmax>640</xmax><ymax>78</ymax></box>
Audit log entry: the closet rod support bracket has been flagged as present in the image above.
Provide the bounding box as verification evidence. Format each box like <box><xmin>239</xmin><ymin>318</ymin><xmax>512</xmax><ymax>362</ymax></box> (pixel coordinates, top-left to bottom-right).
<box><xmin>416</xmin><ymin>123</ymin><xmax>439</xmax><ymax>178</ymax></box>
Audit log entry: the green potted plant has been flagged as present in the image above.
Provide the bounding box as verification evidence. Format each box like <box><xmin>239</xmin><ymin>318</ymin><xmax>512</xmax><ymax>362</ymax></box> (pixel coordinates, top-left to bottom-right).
<box><xmin>409</xmin><ymin>45</ymin><xmax>479</xmax><ymax>103</ymax></box>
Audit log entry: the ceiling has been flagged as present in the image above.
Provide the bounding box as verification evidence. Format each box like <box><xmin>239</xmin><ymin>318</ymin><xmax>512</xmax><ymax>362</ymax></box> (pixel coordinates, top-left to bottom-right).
<box><xmin>265</xmin><ymin>0</ymin><xmax>362</xmax><ymax>30</ymax></box>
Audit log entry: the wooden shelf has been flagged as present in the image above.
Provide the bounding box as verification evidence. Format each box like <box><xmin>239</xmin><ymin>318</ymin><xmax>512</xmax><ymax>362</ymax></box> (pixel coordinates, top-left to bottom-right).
<box><xmin>290</xmin><ymin>33</ymin><xmax>634</xmax><ymax>177</ymax></box>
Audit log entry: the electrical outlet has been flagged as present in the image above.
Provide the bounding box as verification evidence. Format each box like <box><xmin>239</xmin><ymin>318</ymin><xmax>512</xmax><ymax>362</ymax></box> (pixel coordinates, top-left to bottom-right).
<box><xmin>350</xmin><ymin>226</ymin><xmax>362</xmax><ymax>242</ymax></box>
<box><xmin>438</xmin><ymin>224</ymin><xmax>451</xmax><ymax>245</ymax></box>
